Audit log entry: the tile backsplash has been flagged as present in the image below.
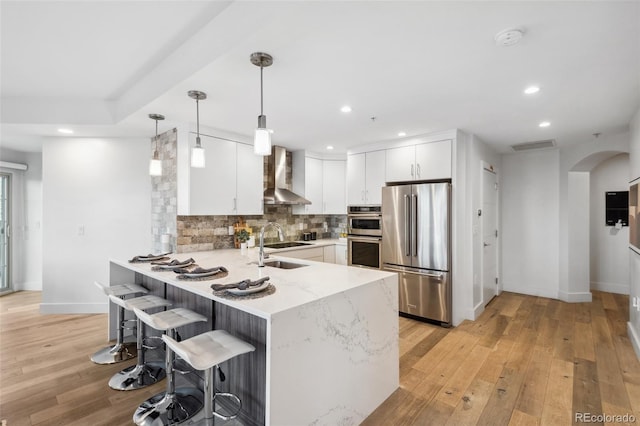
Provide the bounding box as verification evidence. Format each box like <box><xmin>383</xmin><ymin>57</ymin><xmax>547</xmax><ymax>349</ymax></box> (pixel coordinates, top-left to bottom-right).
<box><xmin>176</xmin><ymin>208</ymin><xmax>346</xmax><ymax>253</ymax></box>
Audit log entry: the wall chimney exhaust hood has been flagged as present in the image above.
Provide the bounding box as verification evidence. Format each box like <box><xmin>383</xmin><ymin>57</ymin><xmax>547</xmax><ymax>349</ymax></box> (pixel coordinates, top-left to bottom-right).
<box><xmin>264</xmin><ymin>146</ymin><xmax>311</xmax><ymax>205</ymax></box>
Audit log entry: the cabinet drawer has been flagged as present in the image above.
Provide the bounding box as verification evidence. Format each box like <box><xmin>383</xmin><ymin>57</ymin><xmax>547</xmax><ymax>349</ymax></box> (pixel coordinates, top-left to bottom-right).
<box><xmin>280</xmin><ymin>247</ymin><xmax>324</xmax><ymax>261</ymax></box>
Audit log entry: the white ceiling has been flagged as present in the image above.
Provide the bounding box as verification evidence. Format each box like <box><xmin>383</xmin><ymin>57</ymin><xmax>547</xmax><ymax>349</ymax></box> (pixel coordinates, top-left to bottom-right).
<box><xmin>1</xmin><ymin>1</ymin><xmax>639</xmax><ymax>154</ymax></box>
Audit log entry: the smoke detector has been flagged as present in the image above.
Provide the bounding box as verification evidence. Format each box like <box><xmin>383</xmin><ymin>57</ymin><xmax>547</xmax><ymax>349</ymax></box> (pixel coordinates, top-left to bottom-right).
<box><xmin>495</xmin><ymin>28</ymin><xmax>525</xmax><ymax>46</ymax></box>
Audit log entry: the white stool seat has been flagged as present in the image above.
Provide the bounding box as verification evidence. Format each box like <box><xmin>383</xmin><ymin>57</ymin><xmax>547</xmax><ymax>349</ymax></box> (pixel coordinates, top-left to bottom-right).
<box><xmin>162</xmin><ymin>330</ymin><xmax>256</xmax><ymax>371</ymax></box>
<box><xmin>133</xmin><ymin>307</ymin><xmax>207</xmax><ymax>331</ymax></box>
<box><xmin>95</xmin><ymin>281</ymin><xmax>148</xmax><ymax>297</ymax></box>
<box><xmin>108</xmin><ymin>294</ymin><xmax>171</xmax><ymax>311</ymax></box>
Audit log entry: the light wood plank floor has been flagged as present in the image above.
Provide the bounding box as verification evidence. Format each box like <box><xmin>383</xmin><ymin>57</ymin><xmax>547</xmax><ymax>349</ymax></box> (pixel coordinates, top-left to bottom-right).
<box><xmin>1</xmin><ymin>291</ymin><xmax>639</xmax><ymax>425</ymax></box>
<box><xmin>363</xmin><ymin>290</ymin><xmax>640</xmax><ymax>426</ymax></box>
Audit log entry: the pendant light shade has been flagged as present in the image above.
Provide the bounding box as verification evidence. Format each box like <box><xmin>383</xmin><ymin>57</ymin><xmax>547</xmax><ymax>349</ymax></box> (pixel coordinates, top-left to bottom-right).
<box><xmin>188</xmin><ymin>90</ymin><xmax>207</xmax><ymax>168</ymax></box>
<box><xmin>148</xmin><ymin>113</ymin><xmax>164</xmax><ymax>176</ymax></box>
<box><xmin>251</xmin><ymin>52</ymin><xmax>273</xmax><ymax>156</ymax></box>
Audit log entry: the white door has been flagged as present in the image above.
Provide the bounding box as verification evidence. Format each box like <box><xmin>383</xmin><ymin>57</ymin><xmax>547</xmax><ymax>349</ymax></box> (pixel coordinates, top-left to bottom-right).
<box><xmin>414</xmin><ymin>140</ymin><xmax>452</xmax><ymax>180</ymax></box>
<box><xmin>236</xmin><ymin>143</ymin><xmax>264</xmax><ymax>215</ymax></box>
<box><xmin>385</xmin><ymin>145</ymin><xmax>415</xmax><ymax>182</ymax></box>
<box><xmin>481</xmin><ymin>165</ymin><xmax>499</xmax><ymax>306</ymax></box>
<box><xmin>346</xmin><ymin>153</ymin><xmax>366</xmax><ymax>205</ymax></box>
<box><xmin>365</xmin><ymin>150</ymin><xmax>386</xmax><ymax>204</ymax></box>
<box><xmin>304</xmin><ymin>157</ymin><xmax>323</xmax><ymax>214</ymax></box>
<box><xmin>322</xmin><ymin>160</ymin><xmax>346</xmax><ymax>214</ymax></box>
<box><xmin>0</xmin><ymin>173</ymin><xmax>10</xmax><ymax>294</ymax></box>
<box><xmin>189</xmin><ymin>133</ymin><xmax>237</xmax><ymax>215</ymax></box>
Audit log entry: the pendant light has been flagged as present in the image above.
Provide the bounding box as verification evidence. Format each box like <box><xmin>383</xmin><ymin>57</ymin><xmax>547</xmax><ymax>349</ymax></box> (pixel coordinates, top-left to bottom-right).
<box><xmin>250</xmin><ymin>52</ymin><xmax>274</xmax><ymax>156</ymax></box>
<box><xmin>148</xmin><ymin>113</ymin><xmax>164</xmax><ymax>176</ymax></box>
<box><xmin>188</xmin><ymin>90</ymin><xmax>207</xmax><ymax>168</ymax></box>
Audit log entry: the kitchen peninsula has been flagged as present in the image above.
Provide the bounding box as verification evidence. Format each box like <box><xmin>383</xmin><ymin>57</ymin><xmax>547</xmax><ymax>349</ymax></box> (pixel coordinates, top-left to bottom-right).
<box><xmin>109</xmin><ymin>247</ymin><xmax>399</xmax><ymax>426</ymax></box>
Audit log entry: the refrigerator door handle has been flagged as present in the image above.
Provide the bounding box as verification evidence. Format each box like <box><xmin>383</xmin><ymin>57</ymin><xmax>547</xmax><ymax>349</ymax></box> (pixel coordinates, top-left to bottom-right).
<box><xmin>411</xmin><ymin>193</ymin><xmax>418</xmax><ymax>256</ymax></box>
<box><xmin>404</xmin><ymin>194</ymin><xmax>411</xmax><ymax>256</ymax></box>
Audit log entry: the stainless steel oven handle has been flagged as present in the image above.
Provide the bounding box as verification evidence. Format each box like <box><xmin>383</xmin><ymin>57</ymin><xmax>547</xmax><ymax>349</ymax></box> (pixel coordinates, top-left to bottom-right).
<box><xmin>348</xmin><ymin>236</ymin><xmax>382</xmax><ymax>242</ymax></box>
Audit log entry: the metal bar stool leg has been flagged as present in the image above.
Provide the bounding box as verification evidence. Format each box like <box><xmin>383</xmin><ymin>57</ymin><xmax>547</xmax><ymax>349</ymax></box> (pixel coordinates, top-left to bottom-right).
<box><xmin>91</xmin><ymin>303</ymin><xmax>137</xmax><ymax>364</ymax></box>
<box><xmin>108</xmin><ymin>316</ymin><xmax>166</xmax><ymax>390</ymax></box>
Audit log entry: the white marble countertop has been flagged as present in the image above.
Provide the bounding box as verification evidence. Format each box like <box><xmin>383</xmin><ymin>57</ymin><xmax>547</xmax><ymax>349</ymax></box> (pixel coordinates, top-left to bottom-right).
<box><xmin>111</xmin><ymin>244</ymin><xmax>392</xmax><ymax>320</ymax></box>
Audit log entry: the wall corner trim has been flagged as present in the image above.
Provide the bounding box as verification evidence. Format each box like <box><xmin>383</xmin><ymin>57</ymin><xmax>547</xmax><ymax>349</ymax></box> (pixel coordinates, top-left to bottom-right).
<box><xmin>557</xmin><ymin>290</ymin><xmax>593</xmax><ymax>303</ymax></box>
<box><xmin>628</xmin><ymin>322</ymin><xmax>640</xmax><ymax>360</ymax></box>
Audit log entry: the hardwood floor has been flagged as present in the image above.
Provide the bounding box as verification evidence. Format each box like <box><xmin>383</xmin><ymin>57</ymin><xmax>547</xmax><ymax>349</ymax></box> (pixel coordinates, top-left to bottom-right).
<box><xmin>1</xmin><ymin>291</ymin><xmax>639</xmax><ymax>425</ymax></box>
<box><xmin>363</xmin><ymin>291</ymin><xmax>640</xmax><ymax>426</ymax></box>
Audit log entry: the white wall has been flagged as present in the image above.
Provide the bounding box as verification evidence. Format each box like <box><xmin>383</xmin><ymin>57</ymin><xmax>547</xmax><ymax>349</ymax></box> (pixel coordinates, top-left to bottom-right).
<box><xmin>0</xmin><ymin>148</ymin><xmax>43</xmax><ymax>291</ymax></box>
<box><xmin>501</xmin><ymin>149</ymin><xmax>560</xmax><ymax>298</ymax></box>
<box><xmin>590</xmin><ymin>153</ymin><xmax>630</xmax><ymax>294</ymax></box>
<box><xmin>628</xmin><ymin>107</ymin><xmax>640</xmax><ymax>358</ymax></box>
<box><xmin>41</xmin><ymin>138</ymin><xmax>152</xmax><ymax>313</ymax></box>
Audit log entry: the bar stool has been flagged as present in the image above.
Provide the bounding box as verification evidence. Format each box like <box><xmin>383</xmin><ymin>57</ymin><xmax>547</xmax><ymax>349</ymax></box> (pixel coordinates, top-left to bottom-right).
<box><xmin>162</xmin><ymin>330</ymin><xmax>256</xmax><ymax>425</ymax></box>
<box><xmin>91</xmin><ymin>281</ymin><xmax>149</xmax><ymax>364</ymax></box>
<box><xmin>132</xmin><ymin>307</ymin><xmax>208</xmax><ymax>426</ymax></box>
<box><xmin>108</xmin><ymin>294</ymin><xmax>172</xmax><ymax>391</ymax></box>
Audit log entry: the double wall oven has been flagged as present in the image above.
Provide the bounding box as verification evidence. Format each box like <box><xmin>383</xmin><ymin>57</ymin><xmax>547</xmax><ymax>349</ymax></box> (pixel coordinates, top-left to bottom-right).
<box><xmin>347</xmin><ymin>205</ymin><xmax>382</xmax><ymax>269</ymax></box>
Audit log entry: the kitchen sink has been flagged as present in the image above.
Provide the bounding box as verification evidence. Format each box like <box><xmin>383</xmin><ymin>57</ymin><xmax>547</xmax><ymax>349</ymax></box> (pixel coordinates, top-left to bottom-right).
<box><xmin>262</xmin><ymin>260</ymin><xmax>308</xmax><ymax>269</ymax></box>
<box><xmin>264</xmin><ymin>241</ymin><xmax>313</xmax><ymax>249</ymax></box>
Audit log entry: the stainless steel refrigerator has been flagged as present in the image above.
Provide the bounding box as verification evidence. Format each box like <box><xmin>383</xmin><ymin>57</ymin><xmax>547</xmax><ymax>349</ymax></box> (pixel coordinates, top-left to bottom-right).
<box><xmin>382</xmin><ymin>182</ymin><xmax>451</xmax><ymax>325</ymax></box>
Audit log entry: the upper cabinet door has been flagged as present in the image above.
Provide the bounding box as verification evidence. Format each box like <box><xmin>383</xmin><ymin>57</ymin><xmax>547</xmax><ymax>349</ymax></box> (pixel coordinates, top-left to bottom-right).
<box><xmin>236</xmin><ymin>143</ymin><xmax>264</xmax><ymax>215</ymax></box>
<box><xmin>304</xmin><ymin>157</ymin><xmax>324</xmax><ymax>214</ymax></box>
<box><xmin>385</xmin><ymin>145</ymin><xmax>415</xmax><ymax>182</ymax></box>
<box><xmin>347</xmin><ymin>153</ymin><xmax>366</xmax><ymax>205</ymax></box>
<box><xmin>189</xmin><ymin>134</ymin><xmax>237</xmax><ymax>215</ymax></box>
<box><xmin>415</xmin><ymin>140</ymin><xmax>452</xmax><ymax>180</ymax></box>
<box><xmin>323</xmin><ymin>160</ymin><xmax>346</xmax><ymax>214</ymax></box>
<box><xmin>365</xmin><ymin>150</ymin><xmax>386</xmax><ymax>205</ymax></box>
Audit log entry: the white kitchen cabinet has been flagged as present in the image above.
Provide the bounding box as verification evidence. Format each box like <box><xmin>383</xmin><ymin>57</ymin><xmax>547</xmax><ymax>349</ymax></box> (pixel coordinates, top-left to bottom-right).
<box><xmin>347</xmin><ymin>150</ymin><xmax>385</xmax><ymax>205</ymax></box>
<box><xmin>280</xmin><ymin>246</ymin><xmax>324</xmax><ymax>262</ymax></box>
<box><xmin>236</xmin><ymin>143</ymin><xmax>264</xmax><ymax>215</ymax></box>
<box><xmin>323</xmin><ymin>245</ymin><xmax>336</xmax><ymax>264</ymax></box>
<box><xmin>322</xmin><ymin>160</ymin><xmax>346</xmax><ymax>214</ymax></box>
<box><xmin>189</xmin><ymin>134</ymin><xmax>237</xmax><ymax>215</ymax></box>
<box><xmin>186</xmin><ymin>133</ymin><xmax>263</xmax><ymax>215</ymax></box>
<box><xmin>335</xmin><ymin>244</ymin><xmax>348</xmax><ymax>265</ymax></box>
<box><xmin>293</xmin><ymin>152</ymin><xmax>346</xmax><ymax>215</ymax></box>
<box><xmin>415</xmin><ymin>139</ymin><xmax>451</xmax><ymax>180</ymax></box>
<box><xmin>385</xmin><ymin>139</ymin><xmax>451</xmax><ymax>182</ymax></box>
<box><xmin>293</xmin><ymin>155</ymin><xmax>323</xmax><ymax>214</ymax></box>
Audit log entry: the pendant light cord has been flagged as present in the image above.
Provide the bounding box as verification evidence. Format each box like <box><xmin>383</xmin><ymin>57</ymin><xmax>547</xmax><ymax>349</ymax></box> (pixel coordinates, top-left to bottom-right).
<box><xmin>196</xmin><ymin>98</ymin><xmax>201</xmax><ymax>147</ymax></box>
<box><xmin>260</xmin><ymin>65</ymin><xmax>264</xmax><ymax>116</ymax></box>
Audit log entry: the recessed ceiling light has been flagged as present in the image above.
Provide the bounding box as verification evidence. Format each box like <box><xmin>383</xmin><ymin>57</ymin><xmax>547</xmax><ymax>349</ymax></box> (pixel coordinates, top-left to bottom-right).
<box><xmin>398</xmin><ymin>132</ymin><xmax>407</xmax><ymax>137</ymax></box>
<box><xmin>326</xmin><ymin>145</ymin><xmax>334</xmax><ymax>150</ymax></box>
<box><xmin>57</xmin><ymin>128</ymin><xmax>74</xmax><ymax>134</ymax></box>
<box><xmin>340</xmin><ymin>105</ymin><xmax>352</xmax><ymax>113</ymax></box>
<box><xmin>524</xmin><ymin>86</ymin><xmax>540</xmax><ymax>95</ymax></box>
<box><xmin>539</xmin><ymin>121</ymin><xmax>551</xmax><ymax>128</ymax></box>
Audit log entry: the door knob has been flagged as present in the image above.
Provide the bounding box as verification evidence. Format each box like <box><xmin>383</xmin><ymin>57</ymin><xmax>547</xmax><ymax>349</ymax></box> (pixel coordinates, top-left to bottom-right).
<box><xmin>483</xmin><ymin>242</ymin><xmax>490</xmax><ymax>247</ymax></box>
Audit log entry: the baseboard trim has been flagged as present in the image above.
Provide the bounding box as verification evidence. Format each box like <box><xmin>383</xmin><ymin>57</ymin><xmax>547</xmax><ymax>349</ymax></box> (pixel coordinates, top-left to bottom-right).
<box><xmin>502</xmin><ymin>284</ymin><xmax>558</xmax><ymax>300</ymax></box>
<box><xmin>557</xmin><ymin>290</ymin><xmax>593</xmax><ymax>303</ymax></box>
<box><xmin>590</xmin><ymin>281</ymin><xmax>630</xmax><ymax>295</ymax></box>
<box><xmin>473</xmin><ymin>301</ymin><xmax>485</xmax><ymax>320</ymax></box>
<box><xmin>628</xmin><ymin>322</ymin><xmax>640</xmax><ymax>360</ymax></box>
<box><xmin>39</xmin><ymin>303</ymin><xmax>107</xmax><ymax>314</ymax></box>
<box><xmin>15</xmin><ymin>280</ymin><xmax>43</xmax><ymax>291</ymax></box>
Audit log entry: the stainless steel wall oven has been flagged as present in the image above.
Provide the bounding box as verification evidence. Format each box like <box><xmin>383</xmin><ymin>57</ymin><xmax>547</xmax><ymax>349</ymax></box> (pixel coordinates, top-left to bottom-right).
<box><xmin>347</xmin><ymin>205</ymin><xmax>382</xmax><ymax>269</ymax></box>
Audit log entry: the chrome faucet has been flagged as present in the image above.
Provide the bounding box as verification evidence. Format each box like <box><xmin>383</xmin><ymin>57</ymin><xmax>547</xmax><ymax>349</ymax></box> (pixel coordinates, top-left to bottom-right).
<box><xmin>258</xmin><ymin>222</ymin><xmax>285</xmax><ymax>267</ymax></box>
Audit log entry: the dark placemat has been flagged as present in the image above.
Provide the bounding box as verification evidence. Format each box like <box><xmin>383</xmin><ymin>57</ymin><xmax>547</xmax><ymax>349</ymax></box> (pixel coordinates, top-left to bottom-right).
<box><xmin>176</xmin><ymin>270</ymin><xmax>229</xmax><ymax>281</ymax></box>
<box><xmin>212</xmin><ymin>284</ymin><xmax>276</xmax><ymax>300</ymax></box>
<box><xmin>129</xmin><ymin>256</ymin><xmax>170</xmax><ymax>263</ymax></box>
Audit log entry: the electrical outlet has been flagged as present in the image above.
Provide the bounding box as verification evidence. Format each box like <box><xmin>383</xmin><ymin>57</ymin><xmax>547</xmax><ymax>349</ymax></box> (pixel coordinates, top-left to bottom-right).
<box><xmin>633</xmin><ymin>296</ymin><xmax>640</xmax><ymax>311</ymax></box>
<box><xmin>78</xmin><ymin>225</ymin><xmax>85</xmax><ymax>236</ymax></box>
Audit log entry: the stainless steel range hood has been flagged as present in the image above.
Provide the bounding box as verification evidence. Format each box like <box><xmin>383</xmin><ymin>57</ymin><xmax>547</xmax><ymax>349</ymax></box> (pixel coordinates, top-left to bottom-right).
<box><xmin>264</xmin><ymin>146</ymin><xmax>311</xmax><ymax>205</ymax></box>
